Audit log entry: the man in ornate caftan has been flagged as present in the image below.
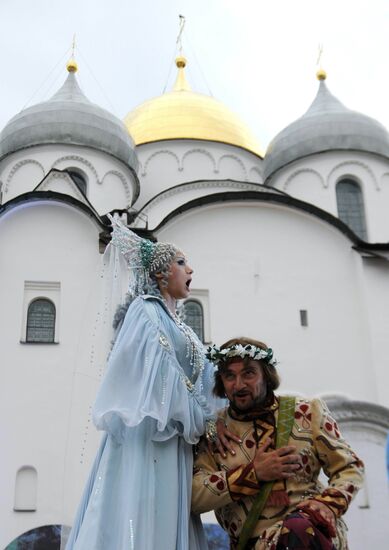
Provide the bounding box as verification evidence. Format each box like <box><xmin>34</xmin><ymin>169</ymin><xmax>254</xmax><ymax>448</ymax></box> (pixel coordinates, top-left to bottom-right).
<box><xmin>192</xmin><ymin>337</ymin><xmax>364</xmax><ymax>550</ymax></box>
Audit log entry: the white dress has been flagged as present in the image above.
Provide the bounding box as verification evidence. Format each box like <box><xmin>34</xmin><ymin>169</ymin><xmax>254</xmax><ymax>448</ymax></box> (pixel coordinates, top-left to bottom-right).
<box><xmin>66</xmin><ymin>295</ymin><xmax>220</xmax><ymax>550</ymax></box>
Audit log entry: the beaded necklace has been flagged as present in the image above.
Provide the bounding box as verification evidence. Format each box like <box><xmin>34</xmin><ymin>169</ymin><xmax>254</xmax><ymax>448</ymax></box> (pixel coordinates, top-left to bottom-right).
<box><xmin>160</xmin><ymin>297</ymin><xmax>205</xmax><ymax>387</ymax></box>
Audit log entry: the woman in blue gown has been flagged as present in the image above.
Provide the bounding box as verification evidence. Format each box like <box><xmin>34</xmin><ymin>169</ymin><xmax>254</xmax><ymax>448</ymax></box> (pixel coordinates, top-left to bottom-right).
<box><xmin>66</xmin><ymin>216</ymin><xmax>222</xmax><ymax>550</ymax></box>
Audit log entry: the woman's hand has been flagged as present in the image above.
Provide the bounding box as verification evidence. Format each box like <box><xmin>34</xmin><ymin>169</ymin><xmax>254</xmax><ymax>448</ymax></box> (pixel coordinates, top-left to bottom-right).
<box><xmin>208</xmin><ymin>418</ymin><xmax>242</xmax><ymax>458</ymax></box>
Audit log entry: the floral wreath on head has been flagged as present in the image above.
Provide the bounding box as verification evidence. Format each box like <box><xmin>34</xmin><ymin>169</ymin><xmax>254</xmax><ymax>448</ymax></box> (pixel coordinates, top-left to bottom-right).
<box><xmin>205</xmin><ymin>343</ymin><xmax>278</xmax><ymax>369</ymax></box>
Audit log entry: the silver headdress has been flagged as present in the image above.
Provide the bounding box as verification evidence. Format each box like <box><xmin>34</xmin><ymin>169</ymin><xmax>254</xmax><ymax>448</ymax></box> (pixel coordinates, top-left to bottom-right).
<box><xmin>108</xmin><ymin>214</ymin><xmax>178</xmax><ymax>297</ymax></box>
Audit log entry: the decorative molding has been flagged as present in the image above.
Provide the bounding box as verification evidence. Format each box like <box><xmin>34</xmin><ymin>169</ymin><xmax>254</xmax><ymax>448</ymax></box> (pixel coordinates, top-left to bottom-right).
<box><xmin>5</xmin><ymin>159</ymin><xmax>45</xmax><ymax>192</ymax></box>
<box><xmin>142</xmin><ymin>150</ymin><xmax>180</xmax><ymax>177</ymax></box>
<box><xmin>38</xmin><ymin>171</ymin><xmax>72</xmax><ymax>189</ymax></box>
<box><xmin>136</xmin><ymin>180</ymin><xmax>264</xmax><ymax>223</ymax></box>
<box><xmin>217</xmin><ymin>154</ymin><xmax>248</xmax><ymax>181</ymax></box>
<box><xmin>248</xmin><ymin>166</ymin><xmax>263</xmax><ymax>183</ymax></box>
<box><xmin>182</xmin><ymin>148</ymin><xmax>217</xmax><ymax>173</ymax></box>
<box><xmin>25</xmin><ymin>281</ymin><xmax>61</xmax><ymax>291</ymax></box>
<box><xmin>36</xmin><ymin>172</ymin><xmax>89</xmax><ymax>206</ymax></box>
<box><xmin>327</xmin><ymin>160</ymin><xmax>379</xmax><ymax>191</ymax></box>
<box><xmin>283</xmin><ymin>168</ymin><xmax>325</xmax><ymax>191</ymax></box>
<box><xmin>380</xmin><ymin>172</ymin><xmax>389</xmax><ymax>187</ymax></box>
<box><xmin>51</xmin><ymin>155</ymin><xmax>100</xmax><ymax>183</ymax></box>
<box><xmin>101</xmin><ymin>170</ymin><xmax>132</xmax><ymax>201</ymax></box>
<box><xmin>326</xmin><ymin>397</ymin><xmax>389</xmax><ymax>431</ymax></box>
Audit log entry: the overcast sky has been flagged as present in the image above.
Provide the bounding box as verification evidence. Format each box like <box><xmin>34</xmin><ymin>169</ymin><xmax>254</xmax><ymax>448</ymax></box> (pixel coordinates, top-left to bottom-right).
<box><xmin>1</xmin><ymin>0</ymin><xmax>389</xmax><ymax>150</ymax></box>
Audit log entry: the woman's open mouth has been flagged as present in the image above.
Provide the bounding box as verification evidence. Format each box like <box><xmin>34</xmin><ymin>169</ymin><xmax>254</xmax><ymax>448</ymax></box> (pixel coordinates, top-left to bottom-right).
<box><xmin>186</xmin><ymin>278</ymin><xmax>192</xmax><ymax>289</ymax></box>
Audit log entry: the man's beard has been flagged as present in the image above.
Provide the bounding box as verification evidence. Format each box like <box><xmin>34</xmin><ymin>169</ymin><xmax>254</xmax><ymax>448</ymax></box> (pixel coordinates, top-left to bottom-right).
<box><xmin>230</xmin><ymin>388</ymin><xmax>268</xmax><ymax>413</ymax></box>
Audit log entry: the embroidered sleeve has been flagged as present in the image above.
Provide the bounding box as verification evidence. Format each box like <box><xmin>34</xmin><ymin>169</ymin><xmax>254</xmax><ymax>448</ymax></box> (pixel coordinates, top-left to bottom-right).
<box><xmin>192</xmin><ymin>440</ymin><xmax>233</xmax><ymax>514</ymax></box>
<box><xmin>227</xmin><ymin>462</ymin><xmax>261</xmax><ymax>501</ymax></box>
<box><xmin>311</xmin><ymin>399</ymin><xmax>364</xmax><ymax>517</ymax></box>
<box><xmin>192</xmin><ymin>438</ymin><xmax>262</xmax><ymax>515</ymax></box>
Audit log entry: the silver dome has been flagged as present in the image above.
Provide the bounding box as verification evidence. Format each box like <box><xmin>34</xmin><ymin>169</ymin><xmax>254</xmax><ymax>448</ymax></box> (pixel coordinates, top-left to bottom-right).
<box><xmin>264</xmin><ymin>79</ymin><xmax>389</xmax><ymax>181</ymax></box>
<box><xmin>0</xmin><ymin>71</ymin><xmax>138</xmax><ymax>170</ymax></box>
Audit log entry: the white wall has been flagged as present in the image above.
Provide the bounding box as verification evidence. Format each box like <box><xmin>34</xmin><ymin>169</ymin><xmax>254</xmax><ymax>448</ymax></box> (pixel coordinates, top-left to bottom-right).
<box><xmin>0</xmin><ymin>201</ymin><xmax>103</xmax><ymax>548</ymax></box>
<box><xmin>157</xmin><ymin>201</ymin><xmax>380</xmax><ymax>403</ymax></box>
<box><xmin>359</xmin><ymin>257</ymin><xmax>389</xmax><ymax>407</ymax></box>
<box><xmin>339</xmin><ymin>421</ymin><xmax>389</xmax><ymax>550</ymax></box>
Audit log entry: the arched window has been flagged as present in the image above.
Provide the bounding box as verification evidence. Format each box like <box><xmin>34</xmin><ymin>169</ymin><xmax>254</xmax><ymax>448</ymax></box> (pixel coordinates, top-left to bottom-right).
<box><xmin>336</xmin><ymin>179</ymin><xmax>367</xmax><ymax>239</ymax></box>
<box><xmin>67</xmin><ymin>169</ymin><xmax>87</xmax><ymax>195</ymax></box>
<box><xmin>26</xmin><ymin>298</ymin><xmax>56</xmax><ymax>343</ymax></box>
<box><xmin>184</xmin><ymin>300</ymin><xmax>204</xmax><ymax>342</ymax></box>
<box><xmin>14</xmin><ymin>466</ymin><xmax>37</xmax><ymax>511</ymax></box>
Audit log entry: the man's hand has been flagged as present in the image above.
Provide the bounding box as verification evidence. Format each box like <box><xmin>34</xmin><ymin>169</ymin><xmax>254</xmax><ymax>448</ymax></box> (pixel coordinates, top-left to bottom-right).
<box><xmin>298</xmin><ymin>499</ymin><xmax>337</xmax><ymax>537</ymax></box>
<box><xmin>253</xmin><ymin>438</ymin><xmax>303</xmax><ymax>481</ymax></box>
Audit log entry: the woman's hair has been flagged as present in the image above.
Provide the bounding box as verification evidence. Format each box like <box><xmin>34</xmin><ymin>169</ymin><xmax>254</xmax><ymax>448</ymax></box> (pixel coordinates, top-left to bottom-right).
<box><xmin>213</xmin><ymin>336</ymin><xmax>281</xmax><ymax>398</ymax></box>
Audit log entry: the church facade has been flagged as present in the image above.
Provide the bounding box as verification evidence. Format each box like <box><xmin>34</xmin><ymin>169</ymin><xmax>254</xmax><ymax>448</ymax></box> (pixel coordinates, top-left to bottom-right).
<box><xmin>0</xmin><ymin>57</ymin><xmax>388</xmax><ymax>549</ymax></box>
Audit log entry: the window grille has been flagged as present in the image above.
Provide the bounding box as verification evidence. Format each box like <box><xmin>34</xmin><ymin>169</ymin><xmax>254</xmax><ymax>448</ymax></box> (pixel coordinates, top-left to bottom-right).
<box><xmin>184</xmin><ymin>300</ymin><xmax>204</xmax><ymax>342</ymax></box>
<box><xmin>336</xmin><ymin>179</ymin><xmax>367</xmax><ymax>239</ymax></box>
<box><xmin>26</xmin><ymin>299</ymin><xmax>56</xmax><ymax>343</ymax></box>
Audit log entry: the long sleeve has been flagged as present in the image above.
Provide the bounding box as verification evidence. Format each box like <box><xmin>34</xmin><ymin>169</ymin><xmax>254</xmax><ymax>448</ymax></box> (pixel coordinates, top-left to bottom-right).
<box><xmin>192</xmin><ymin>440</ymin><xmax>262</xmax><ymax>515</ymax></box>
<box><xmin>311</xmin><ymin>398</ymin><xmax>364</xmax><ymax>517</ymax></box>
<box><xmin>92</xmin><ymin>297</ymin><xmax>210</xmax><ymax>445</ymax></box>
<box><xmin>192</xmin><ymin>441</ymin><xmax>234</xmax><ymax>514</ymax></box>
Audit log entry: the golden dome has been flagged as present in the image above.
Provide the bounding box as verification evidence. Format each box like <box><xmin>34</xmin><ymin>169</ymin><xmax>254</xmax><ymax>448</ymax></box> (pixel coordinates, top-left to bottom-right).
<box><xmin>124</xmin><ymin>57</ymin><xmax>264</xmax><ymax>157</ymax></box>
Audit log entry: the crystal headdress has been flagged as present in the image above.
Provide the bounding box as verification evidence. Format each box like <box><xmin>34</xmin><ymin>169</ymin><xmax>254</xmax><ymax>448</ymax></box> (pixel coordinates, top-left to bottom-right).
<box><xmin>107</xmin><ymin>214</ymin><xmax>178</xmax><ymax>296</ymax></box>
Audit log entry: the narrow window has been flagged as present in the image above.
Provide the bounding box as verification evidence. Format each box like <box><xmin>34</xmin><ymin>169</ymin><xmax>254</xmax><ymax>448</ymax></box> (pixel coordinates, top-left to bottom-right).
<box><xmin>14</xmin><ymin>466</ymin><xmax>37</xmax><ymax>511</ymax></box>
<box><xmin>26</xmin><ymin>298</ymin><xmax>55</xmax><ymax>343</ymax></box>
<box><xmin>184</xmin><ymin>300</ymin><xmax>204</xmax><ymax>342</ymax></box>
<box><xmin>336</xmin><ymin>179</ymin><xmax>367</xmax><ymax>239</ymax></box>
<box><xmin>356</xmin><ymin>481</ymin><xmax>370</xmax><ymax>509</ymax></box>
<box><xmin>67</xmin><ymin>169</ymin><xmax>87</xmax><ymax>195</ymax></box>
<box><xmin>300</xmin><ymin>309</ymin><xmax>308</xmax><ymax>327</ymax></box>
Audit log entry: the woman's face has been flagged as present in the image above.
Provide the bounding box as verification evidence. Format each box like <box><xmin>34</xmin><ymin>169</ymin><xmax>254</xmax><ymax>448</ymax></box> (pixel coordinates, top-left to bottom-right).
<box><xmin>162</xmin><ymin>252</ymin><xmax>193</xmax><ymax>300</ymax></box>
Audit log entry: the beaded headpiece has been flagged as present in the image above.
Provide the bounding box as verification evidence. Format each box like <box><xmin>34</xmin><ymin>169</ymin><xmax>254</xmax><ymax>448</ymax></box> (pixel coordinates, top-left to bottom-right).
<box><xmin>108</xmin><ymin>214</ymin><xmax>178</xmax><ymax>296</ymax></box>
<box><xmin>206</xmin><ymin>343</ymin><xmax>278</xmax><ymax>368</ymax></box>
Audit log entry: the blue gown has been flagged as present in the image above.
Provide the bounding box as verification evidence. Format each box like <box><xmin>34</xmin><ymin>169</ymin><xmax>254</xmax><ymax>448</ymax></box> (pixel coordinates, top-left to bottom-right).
<box><xmin>66</xmin><ymin>295</ymin><xmax>218</xmax><ymax>550</ymax></box>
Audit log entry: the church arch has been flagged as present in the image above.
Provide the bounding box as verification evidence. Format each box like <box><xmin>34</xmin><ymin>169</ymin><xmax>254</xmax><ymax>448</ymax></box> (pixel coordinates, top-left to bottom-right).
<box><xmin>142</xmin><ymin>150</ymin><xmax>180</xmax><ymax>176</ymax></box>
<box><xmin>182</xmin><ymin>148</ymin><xmax>217</xmax><ymax>174</ymax></box>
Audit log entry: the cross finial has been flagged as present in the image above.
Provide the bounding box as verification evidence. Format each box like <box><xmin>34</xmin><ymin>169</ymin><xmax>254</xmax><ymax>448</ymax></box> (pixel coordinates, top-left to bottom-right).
<box><xmin>71</xmin><ymin>33</ymin><xmax>76</xmax><ymax>58</ymax></box>
<box><xmin>177</xmin><ymin>15</ymin><xmax>186</xmax><ymax>55</ymax></box>
<box><xmin>316</xmin><ymin>43</ymin><xmax>327</xmax><ymax>80</ymax></box>
<box><xmin>316</xmin><ymin>43</ymin><xmax>323</xmax><ymax>67</ymax></box>
<box><xmin>67</xmin><ymin>33</ymin><xmax>78</xmax><ymax>72</ymax></box>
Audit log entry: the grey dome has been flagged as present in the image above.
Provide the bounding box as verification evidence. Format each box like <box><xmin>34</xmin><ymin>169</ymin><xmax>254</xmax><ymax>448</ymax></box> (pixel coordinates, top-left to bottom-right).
<box><xmin>264</xmin><ymin>78</ymin><xmax>389</xmax><ymax>181</ymax></box>
<box><xmin>0</xmin><ymin>71</ymin><xmax>138</xmax><ymax>170</ymax></box>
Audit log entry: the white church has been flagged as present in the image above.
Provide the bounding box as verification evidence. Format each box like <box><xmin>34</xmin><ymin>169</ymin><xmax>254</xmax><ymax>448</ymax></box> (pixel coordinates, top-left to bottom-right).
<box><xmin>0</xmin><ymin>54</ymin><xmax>388</xmax><ymax>549</ymax></box>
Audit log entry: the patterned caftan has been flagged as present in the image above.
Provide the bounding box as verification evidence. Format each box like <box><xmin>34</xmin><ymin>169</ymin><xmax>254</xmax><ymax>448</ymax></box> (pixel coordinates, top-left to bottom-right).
<box><xmin>192</xmin><ymin>397</ymin><xmax>364</xmax><ymax>550</ymax></box>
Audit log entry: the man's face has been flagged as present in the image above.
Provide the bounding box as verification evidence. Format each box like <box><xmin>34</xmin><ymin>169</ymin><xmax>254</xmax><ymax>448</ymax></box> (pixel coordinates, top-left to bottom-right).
<box><xmin>220</xmin><ymin>359</ymin><xmax>267</xmax><ymax>412</ymax></box>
